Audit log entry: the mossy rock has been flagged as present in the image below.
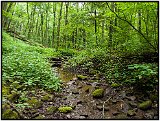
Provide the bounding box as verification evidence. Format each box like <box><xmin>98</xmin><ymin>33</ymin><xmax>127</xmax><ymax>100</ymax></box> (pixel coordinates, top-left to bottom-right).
<box><xmin>2</xmin><ymin>103</ymin><xmax>11</xmax><ymax>112</ymax></box>
<box><xmin>27</xmin><ymin>98</ymin><xmax>43</xmax><ymax>108</ymax></box>
<box><xmin>127</xmin><ymin>110</ymin><xmax>136</xmax><ymax>116</ymax></box>
<box><xmin>41</xmin><ymin>94</ymin><xmax>53</xmax><ymax>102</ymax></box>
<box><xmin>2</xmin><ymin>109</ymin><xmax>19</xmax><ymax>119</ymax></box>
<box><xmin>92</xmin><ymin>88</ymin><xmax>104</xmax><ymax>98</ymax></box>
<box><xmin>150</xmin><ymin>94</ymin><xmax>158</xmax><ymax>101</ymax></box>
<box><xmin>35</xmin><ymin>114</ymin><xmax>45</xmax><ymax>119</ymax></box>
<box><xmin>47</xmin><ymin>106</ymin><xmax>57</xmax><ymax>114</ymax></box>
<box><xmin>138</xmin><ymin>100</ymin><xmax>152</xmax><ymax>110</ymax></box>
<box><xmin>77</xmin><ymin>75</ymin><xmax>88</xmax><ymax>80</ymax></box>
<box><xmin>58</xmin><ymin>106</ymin><xmax>72</xmax><ymax>113</ymax></box>
<box><xmin>111</xmin><ymin>83</ymin><xmax>120</xmax><ymax>88</ymax></box>
<box><xmin>7</xmin><ymin>91</ymin><xmax>20</xmax><ymax>102</ymax></box>
<box><xmin>2</xmin><ymin>86</ymin><xmax>10</xmax><ymax>95</ymax></box>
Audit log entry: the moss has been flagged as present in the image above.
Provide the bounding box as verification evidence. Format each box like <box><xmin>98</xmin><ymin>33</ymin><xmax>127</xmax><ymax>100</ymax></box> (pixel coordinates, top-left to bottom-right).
<box><xmin>150</xmin><ymin>94</ymin><xmax>158</xmax><ymax>101</ymax></box>
<box><xmin>138</xmin><ymin>100</ymin><xmax>152</xmax><ymax>110</ymax></box>
<box><xmin>2</xmin><ymin>103</ymin><xmax>11</xmax><ymax>112</ymax></box>
<box><xmin>27</xmin><ymin>98</ymin><xmax>43</xmax><ymax>108</ymax></box>
<box><xmin>58</xmin><ymin>106</ymin><xmax>72</xmax><ymax>113</ymax></box>
<box><xmin>7</xmin><ymin>91</ymin><xmax>20</xmax><ymax>102</ymax></box>
<box><xmin>47</xmin><ymin>106</ymin><xmax>57</xmax><ymax>114</ymax></box>
<box><xmin>92</xmin><ymin>88</ymin><xmax>104</xmax><ymax>98</ymax></box>
<box><xmin>127</xmin><ymin>110</ymin><xmax>136</xmax><ymax>116</ymax></box>
<box><xmin>2</xmin><ymin>86</ymin><xmax>10</xmax><ymax>95</ymax></box>
<box><xmin>111</xmin><ymin>83</ymin><xmax>120</xmax><ymax>88</ymax></box>
<box><xmin>77</xmin><ymin>75</ymin><xmax>88</xmax><ymax>80</ymax></box>
<box><xmin>2</xmin><ymin>109</ymin><xmax>19</xmax><ymax>119</ymax></box>
<box><xmin>41</xmin><ymin>94</ymin><xmax>53</xmax><ymax>102</ymax></box>
<box><xmin>35</xmin><ymin>114</ymin><xmax>45</xmax><ymax>119</ymax></box>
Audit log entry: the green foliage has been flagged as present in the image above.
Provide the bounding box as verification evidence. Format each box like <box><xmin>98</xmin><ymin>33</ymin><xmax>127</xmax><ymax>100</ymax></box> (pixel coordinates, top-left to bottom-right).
<box><xmin>2</xmin><ymin>32</ymin><xmax>61</xmax><ymax>91</ymax></box>
<box><xmin>125</xmin><ymin>63</ymin><xmax>158</xmax><ymax>89</ymax></box>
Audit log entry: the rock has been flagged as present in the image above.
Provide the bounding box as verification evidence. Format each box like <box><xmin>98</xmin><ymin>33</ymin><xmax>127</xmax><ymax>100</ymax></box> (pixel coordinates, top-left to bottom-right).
<box><xmin>79</xmin><ymin>116</ymin><xmax>86</xmax><ymax>119</ymax></box>
<box><xmin>112</xmin><ymin>111</ymin><xmax>119</xmax><ymax>116</ymax></box>
<box><xmin>72</xmin><ymin>89</ymin><xmax>79</xmax><ymax>94</ymax></box>
<box><xmin>111</xmin><ymin>83</ymin><xmax>120</xmax><ymax>88</ymax></box>
<box><xmin>127</xmin><ymin>110</ymin><xmax>136</xmax><ymax>116</ymax></box>
<box><xmin>58</xmin><ymin>106</ymin><xmax>72</xmax><ymax>113</ymax></box>
<box><xmin>46</xmin><ymin>106</ymin><xmax>57</xmax><ymax>114</ymax></box>
<box><xmin>77</xmin><ymin>75</ymin><xmax>88</xmax><ymax>80</ymax></box>
<box><xmin>144</xmin><ymin>112</ymin><xmax>154</xmax><ymax>119</ymax></box>
<box><xmin>34</xmin><ymin>114</ymin><xmax>45</xmax><ymax>119</ymax></box>
<box><xmin>72</xmin><ymin>77</ymin><xmax>78</xmax><ymax>81</ymax></box>
<box><xmin>77</xmin><ymin>100</ymin><xmax>83</xmax><ymax>105</ymax></box>
<box><xmin>80</xmin><ymin>114</ymin><xmax>88</xmax><ymax>117</ymax></box>
<box><xmin>150</xmin><ymin>94</ymin><xmax>158</xmax><ymax>101</ymax></box>
<box><xmin>128</xmin><ymin>102</ymin><xmax>137</xmax><ymax>108</ymax></box>
<box><xmin>2</xmin><ymin>109</ymin><xmax>19</xmax><ymax>119</ymax></box>
<box><xmin>27</xmin><ymin>98</ymin><xmax>43</xmax><ymax>108</ymax></box>
<box><xmin>2</xmin><ymin>86</ymin><xmax>10</xmax><ymax>95</ymax></box>
<box><xmin>115</xmin><ymin>114</ymin><xmax>128</xmax><ymax>119</ymax></box>
<box><xmin>41</xmin><ymin>94</ymin><xmax>53</xmax><ymax>101</ymax></box>
<box><xmin>92</xmin><ymin>88</ymin><xmax>104</xmax><ymax>98</ymax></box>
<box><xmin>119</xmin><ymin>91</ymin><xmax>126</xmax><ymax>99</ymax></box>
<box><xmin>66</xmin><ymin>114</ymin><xmax>71</xmax><ymax>118</ymax></box>
<box><xmin>77</xmin><ymin>85</ymin><xmax>82</xmax><ymax>89</ymax></box>
<box><xmin>7</xmin><ymin>91</ymin><xmax>20</xmax><ymax>102</ymax></box>
<box><xmin>112</xmin><ymin>99</ymin><xmax>117</xmax><ymax>104</ymax></box>
<box><xmin>104</xmin><ymin>88</ymin><xmax>111</xmax><ymax>95</ymax></box>
<box><xmin>138</xmin><ymin>100</ymin><xmax>152</xmax><ymax>110</ymax></box>
<box><xmin>96</xmin><ymin>105</ymin><xmax>109</xmax><ymax>111</ymax></box>
<box><xmin>126</xmin><ymin>96</ymin><xmax>136</xmax><ymax>101</ymax></box>
<box><xmin>2</xmin><ymin>103</ymin><xmax>11</xmax><ymax>112</ymax></box>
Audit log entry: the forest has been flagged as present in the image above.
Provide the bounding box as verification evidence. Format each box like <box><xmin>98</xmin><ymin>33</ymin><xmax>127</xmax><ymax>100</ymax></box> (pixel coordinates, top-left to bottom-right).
<box><xmin>1</xmin><ymin>1</ymin><xmax>159</xmax><ymax>119</ymax></box>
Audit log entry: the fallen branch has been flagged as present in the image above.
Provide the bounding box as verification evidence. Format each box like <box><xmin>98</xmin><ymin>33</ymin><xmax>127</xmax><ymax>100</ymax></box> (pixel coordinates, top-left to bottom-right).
<box><xmin>102</xmin><ymin>96</ymin><xmax>112</xmax><ymax>119</ymax></box>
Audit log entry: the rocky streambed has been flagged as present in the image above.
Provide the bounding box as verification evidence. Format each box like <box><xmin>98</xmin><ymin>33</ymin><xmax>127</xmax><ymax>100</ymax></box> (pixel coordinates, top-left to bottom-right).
<box><xmin>44</xmin><ymin>65</ymin><xmax>158</xmax><ymax>119</ymax></box>
<box><xmin>2</xmin><ymin>58</ymin><xmax>158</xmax><ymax>119</ymax></box>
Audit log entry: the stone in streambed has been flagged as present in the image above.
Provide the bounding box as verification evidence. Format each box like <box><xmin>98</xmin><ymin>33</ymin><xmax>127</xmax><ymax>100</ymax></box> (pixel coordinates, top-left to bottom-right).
<box><xmin>111</xmin><ymin>83</ymin><xmax>120</xmax><ymax>88</ymax></box>
<box><xmin>72</xmin><ymin>89</ymin><xmax>79</xmax><ymax>94</ymax></box>
<box><xmin>7</xmin><ymin>91</ymin><xmax>20</xmax><ymax>103</ymax></box>
<box><xmin>127</xmin><ymin>110</ymin><xmax>136</xmax><ymax>116</ymax></box>
<box><xmin>46</xmin><ymin>106</ymin><xmax>57</xmax><ymax>114</ymax></box>
<box><xmin>2</xmin><ymin>109</ymin><xmax>20</xmax><ymax>119</ymax></box>
<box><xmin>58</xmin><ymin>106</ymin><xmax>72</xmax><ymax>113</ymax></box>
<box><xmin>34</xmin><ymin>114</ymin><xmax>45</xmax><ymax>119</ymax></box>
<box><xmin>92</xmin><ymin>88</ymin><xmax>104</xmax><ymax>98</ymax></box>
<box><xmin>77</xmin><ymin>75</ymin><xmax>88</xmax><ymax>80</ymax></box>
<box><xmin>41</xmin><ymin>94</ymin><xmax>53</xmax><ymax>101</ymax></box>
<box><xmin>138</xmin><ymin>100</ymin><xmax>152</xmax><ymax>110</ymax></box>
<box><xmin>27</xmin><ymin>98</ymin><xmax>43</xmax><ymax>108</ymax></box>
<box><xmin>96</xmin><ymin>105</ymin><xmax>109</xmax><ymax>111</ymax></box>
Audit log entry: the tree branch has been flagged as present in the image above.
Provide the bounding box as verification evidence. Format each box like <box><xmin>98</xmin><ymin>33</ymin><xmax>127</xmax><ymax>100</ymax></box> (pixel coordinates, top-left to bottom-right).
<box><xmin>106</xmin><ymin>2</ymin><xmax>157</xmax><ymax>52</ymax></box>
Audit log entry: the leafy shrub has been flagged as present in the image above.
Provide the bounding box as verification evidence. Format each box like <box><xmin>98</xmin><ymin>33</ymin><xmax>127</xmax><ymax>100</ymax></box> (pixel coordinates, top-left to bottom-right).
<box><xmin>2</xmin><ymin>32</ymin><xmax>61</xmax><ymax>91</ymax></box>
<box><xmin>124</xmin><ymin>63</ymin><xmax>158</xmax><ymax>90</ymax></box>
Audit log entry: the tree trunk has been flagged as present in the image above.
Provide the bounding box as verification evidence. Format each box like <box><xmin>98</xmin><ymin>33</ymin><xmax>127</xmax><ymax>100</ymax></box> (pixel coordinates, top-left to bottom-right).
<box><xmin>57</xmin><ymin>2</ymin><xmax>63</xmax><ymax>50</ymax></box>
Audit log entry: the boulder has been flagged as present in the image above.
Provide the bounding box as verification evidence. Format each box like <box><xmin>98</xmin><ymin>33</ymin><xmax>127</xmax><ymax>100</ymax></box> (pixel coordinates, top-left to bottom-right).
<box><xmin>138</xmin><ymin>100</ymin><xmax>152</xmax><ymax>110</ymax></box>
<box><xmin>92</xmin><ymin>88</ymin><xmax>104</xmax><ymax>98</ymax></box>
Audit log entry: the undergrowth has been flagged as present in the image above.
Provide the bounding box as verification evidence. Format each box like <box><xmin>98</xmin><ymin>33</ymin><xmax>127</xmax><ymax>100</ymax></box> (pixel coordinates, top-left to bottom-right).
<box><xmin>2</xmin><ymin>32</ymin><xmax>61</xmax><ymax>91</ymax></box>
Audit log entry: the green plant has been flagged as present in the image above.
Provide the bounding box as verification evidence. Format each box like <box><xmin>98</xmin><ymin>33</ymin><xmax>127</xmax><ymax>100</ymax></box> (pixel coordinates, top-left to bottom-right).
<box><xmin>2</xmin><ymin>32</ymin><xmax>61</xmax><ymax>91</ymax></box>
<box><xmin>125</xmin><ymin>63</ymin><xmax>158</xmax><ymax>89</ymax></box>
